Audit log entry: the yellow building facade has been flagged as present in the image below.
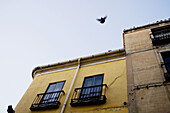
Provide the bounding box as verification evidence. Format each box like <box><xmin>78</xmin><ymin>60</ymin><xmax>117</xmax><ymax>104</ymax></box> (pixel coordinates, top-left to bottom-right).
<box><xmin>15</xmin><ymin>49</ymin><xmax>128</xmax><ymax>113</ymax></box>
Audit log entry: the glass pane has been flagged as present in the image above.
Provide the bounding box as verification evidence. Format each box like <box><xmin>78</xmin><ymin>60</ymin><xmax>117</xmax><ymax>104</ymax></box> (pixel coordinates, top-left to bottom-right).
<box><xmin>54</xmin><ymin>82</ymin><xmax>65</xmax><ymax>91</ymax></box>
<box><xmin>80</xmin><ymin>78</ymin><xmax>92</xmax><ymax>98</ymax></box>
<box><xmin>83</xmin><ymin>77</ymin><xmax>93</xmax><ymax>87</ymax></box>
<box><xmin>93</xmin><ymin>75</ymin><xmax>103</xmax><ymax>97</ymax></box>
<box><xmin>164</xmin><ymin>57</ymin><xmax>170</xmax><ymax>72</ymax></box>
<box><xmin>46</xmin><ymin>84</ymin><xmax>56</xmax><ymax>93</ymax></box>
<box><xmin>93</xmin><ymin>75</ymin><xmax>103</xmax><ymax>86</ymax></box>
<box><xmin>162</xmin><ymin>52</ymin><xmax>170</xmax><ymax>73</ymax></box>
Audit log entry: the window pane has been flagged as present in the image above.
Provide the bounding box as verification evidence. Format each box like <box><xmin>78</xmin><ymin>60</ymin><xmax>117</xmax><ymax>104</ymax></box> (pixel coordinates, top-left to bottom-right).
<box><xmin>93</xmin><ymin>75</ymin><xmax>103</xmax><ymax>86</ymax></box>
<box><xmin>46</xmin><ymin>84</ymin><xmax>56</xmax><ymax>93</ymax></box>
<box><xmin>162</xmin><ymin>52</ymin><xmax>170</xmax><ymax>73</ymax></box>
<box><xmin>83</xmin><ymin>77</ymin><xmax>93</xmax><ymax>87</ymax></box>
<box><xmin>54</xmin><ymin>82</ymin><xmax>65</xmax><ymax>91</ymax></box>
<box><xmin>93</xmin><ymin>75</ymin><xmax>103</xmax><ymax>96</ymax></box>
<box><xmin>164</xmin><ymin>57</ymin><xmax>170</xmax><ymax>72</ymax></box>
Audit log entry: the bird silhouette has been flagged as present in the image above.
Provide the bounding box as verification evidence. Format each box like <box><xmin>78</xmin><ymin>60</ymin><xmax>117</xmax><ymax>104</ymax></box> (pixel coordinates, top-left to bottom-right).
<box><xmin>97</xmin><ymin>16</ymin><xmax>107</xmax><ymax>24</ymax></box>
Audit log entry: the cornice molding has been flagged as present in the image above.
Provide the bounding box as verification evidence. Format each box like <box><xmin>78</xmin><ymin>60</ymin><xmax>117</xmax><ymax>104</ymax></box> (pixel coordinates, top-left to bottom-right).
<box><xmin>34</xmin><ymin>57</ymin><xmax>126</xmax><ymax>78</ymax></box>
<box><xmin>124</xmin><ymin>19</ymin><xmax>170</xmax><ymax>34</ymax></box>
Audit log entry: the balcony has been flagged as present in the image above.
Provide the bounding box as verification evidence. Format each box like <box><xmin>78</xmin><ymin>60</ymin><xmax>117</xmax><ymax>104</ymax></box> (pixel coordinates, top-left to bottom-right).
<box><xmin>70</xmin><ymin>84</ymin><xmax>107</xmax><ymax>106</ymax></box>
<box><xmin>150</xmin><ymin>25</ymin><xmax>170</xmax><ymax>46</ymax></box>
<box><xmin>30</xmin><ymin>90</ymin><xmax>65</xmax><ymax>111</ymax></box>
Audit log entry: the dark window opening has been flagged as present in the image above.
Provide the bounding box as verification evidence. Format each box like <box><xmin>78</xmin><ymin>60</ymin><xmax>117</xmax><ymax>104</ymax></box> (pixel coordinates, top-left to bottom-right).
<box><xmin>161</xmin><ymin>51</ymin><xmax>170</xmax><ymax>82</ymax></box>
<box><xmin>80</xmin><ymin>74</ymin><xmax>103</xmax><ymax>99</ymax></box>
<box><xmin>150</xmin><ymin>25</ymin><xmax>170</xmax><ymax>45</ymax></box>
<box><xmin>70</xmin><ymin>74</ymin><xmax>107</xmax><ymax>106</ymax></box>
<box><xmin>30</xmin><ymin>81</ymin><xmax>65</xmax><ymax>111</ymax></box>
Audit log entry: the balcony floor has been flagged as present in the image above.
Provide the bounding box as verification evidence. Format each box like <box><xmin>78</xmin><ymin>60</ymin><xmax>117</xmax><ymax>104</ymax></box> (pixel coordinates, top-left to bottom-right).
<box><xmin>70</xmin><ymin>95</ymin><xmax>106</xmax><ymax>106</ymax></box>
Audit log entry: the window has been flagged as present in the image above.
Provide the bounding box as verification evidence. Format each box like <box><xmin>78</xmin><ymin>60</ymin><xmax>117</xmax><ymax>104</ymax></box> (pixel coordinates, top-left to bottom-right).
<box><xmin>40</xmin><ymin>81</ymin><xmax>65</xmax><ymax>105</ymax></box>
<box><xmin>30</xmin><ymin>81</ymin><xmax>65</xmax><ymax>111</ymax></box>
<box><xmin>70</xmin><ymin>74</ymin><xmax>107</xmax><ymax>106</ymax></box>
<box><xmin>150</xmin><ymin>25</ymin><xmax>170</xmax><ymax>45</ymax></box>
<box><xmin>80</xmin><ymin>74</ymin><xmax>104</xmax><ymax>99</ymax></box>
<box><xmin>161</xmin><ymin>51</ymin><xmax>170</xmax><ymax>82</ymax></box>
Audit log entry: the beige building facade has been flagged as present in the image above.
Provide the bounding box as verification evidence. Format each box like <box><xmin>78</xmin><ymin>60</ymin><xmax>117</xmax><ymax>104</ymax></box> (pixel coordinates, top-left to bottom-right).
<box><xmin>124</xmin><ymin>19</ymin><xmax>170</xmax><ymax>113</ymax></box>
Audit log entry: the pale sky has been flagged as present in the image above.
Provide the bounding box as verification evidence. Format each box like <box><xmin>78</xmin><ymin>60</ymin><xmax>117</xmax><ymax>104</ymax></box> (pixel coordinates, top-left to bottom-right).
<box><xmin>0</xmin><ymin>0</ymin><xmax>169</xmax><ymax>112</ymax></box>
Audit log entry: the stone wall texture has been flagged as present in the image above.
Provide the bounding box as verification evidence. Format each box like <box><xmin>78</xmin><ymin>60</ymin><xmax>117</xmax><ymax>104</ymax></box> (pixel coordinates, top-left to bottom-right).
<box><xmin>124</xmin><ymin>21</ymin><xmax>170</xmax><ymax>113</ymax></box>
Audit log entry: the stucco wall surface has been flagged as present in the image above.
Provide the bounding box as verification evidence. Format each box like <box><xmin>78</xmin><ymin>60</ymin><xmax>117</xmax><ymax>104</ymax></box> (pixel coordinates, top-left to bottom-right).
<box><xmin>15</xmin><ymin>59</ymin><xmax>127</xmax><ymax>113</ymax></box>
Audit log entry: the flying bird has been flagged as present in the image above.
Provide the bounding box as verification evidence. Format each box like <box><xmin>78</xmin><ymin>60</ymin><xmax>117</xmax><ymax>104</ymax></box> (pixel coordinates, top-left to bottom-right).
<box><xmin>97</xmin><ymin>16</ymin><xmax>107</xmax><ymax>24</ymax></box>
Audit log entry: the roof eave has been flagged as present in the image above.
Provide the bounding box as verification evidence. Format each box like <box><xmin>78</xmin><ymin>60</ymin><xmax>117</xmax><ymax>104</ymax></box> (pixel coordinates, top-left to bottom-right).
<box><xmin>32</xmin><ymin>48</ymin><xmax>125</xmax><ymax>78</ymax></box>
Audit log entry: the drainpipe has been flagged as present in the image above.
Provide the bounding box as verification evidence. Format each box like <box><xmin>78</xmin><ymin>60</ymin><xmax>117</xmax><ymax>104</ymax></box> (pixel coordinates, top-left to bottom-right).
<box><xmin>60</xmin><ymin>58</ymin><xmax>81</xmax><ymax>113</ymax></box>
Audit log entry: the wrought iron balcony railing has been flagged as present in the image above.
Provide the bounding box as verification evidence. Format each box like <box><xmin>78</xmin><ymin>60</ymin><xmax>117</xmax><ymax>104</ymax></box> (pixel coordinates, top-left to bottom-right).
<box><xmin>70</xmin><ymin>84</ymin><xmax>107</xmax><ymax>106</ymax></box>
<box><xmin>30</xmin><ymin>90</ymin><xmax>65</xmax><ymax>111</ymax></box>
<box><xmin>150</xmin><ymin>27</ymin><xmax>170</xmax><ymax>45</ymax></box>
<box><xmin>161</xmin><ymin>63</ymin><xmax>170</xmax><ymax>82</ymax></box>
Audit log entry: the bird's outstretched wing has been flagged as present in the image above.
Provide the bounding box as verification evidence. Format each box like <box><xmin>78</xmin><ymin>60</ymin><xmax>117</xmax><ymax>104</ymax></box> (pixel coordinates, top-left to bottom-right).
<box><xmin>104</xmin><ymin>16</ymin><xmax>107</xmax><ymax>19</ymax></box>
<box><xmin>97</xmin><ymin>18</ymin><xmax>102</xmax><ymax>22</ymax></box>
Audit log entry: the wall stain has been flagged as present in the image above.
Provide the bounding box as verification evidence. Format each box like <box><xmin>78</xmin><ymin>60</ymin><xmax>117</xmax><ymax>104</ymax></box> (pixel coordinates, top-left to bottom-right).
<box><xmin>71</xmin><ymin>105</ymin><xmax>128</xmax><ymax>113</ymax></box>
